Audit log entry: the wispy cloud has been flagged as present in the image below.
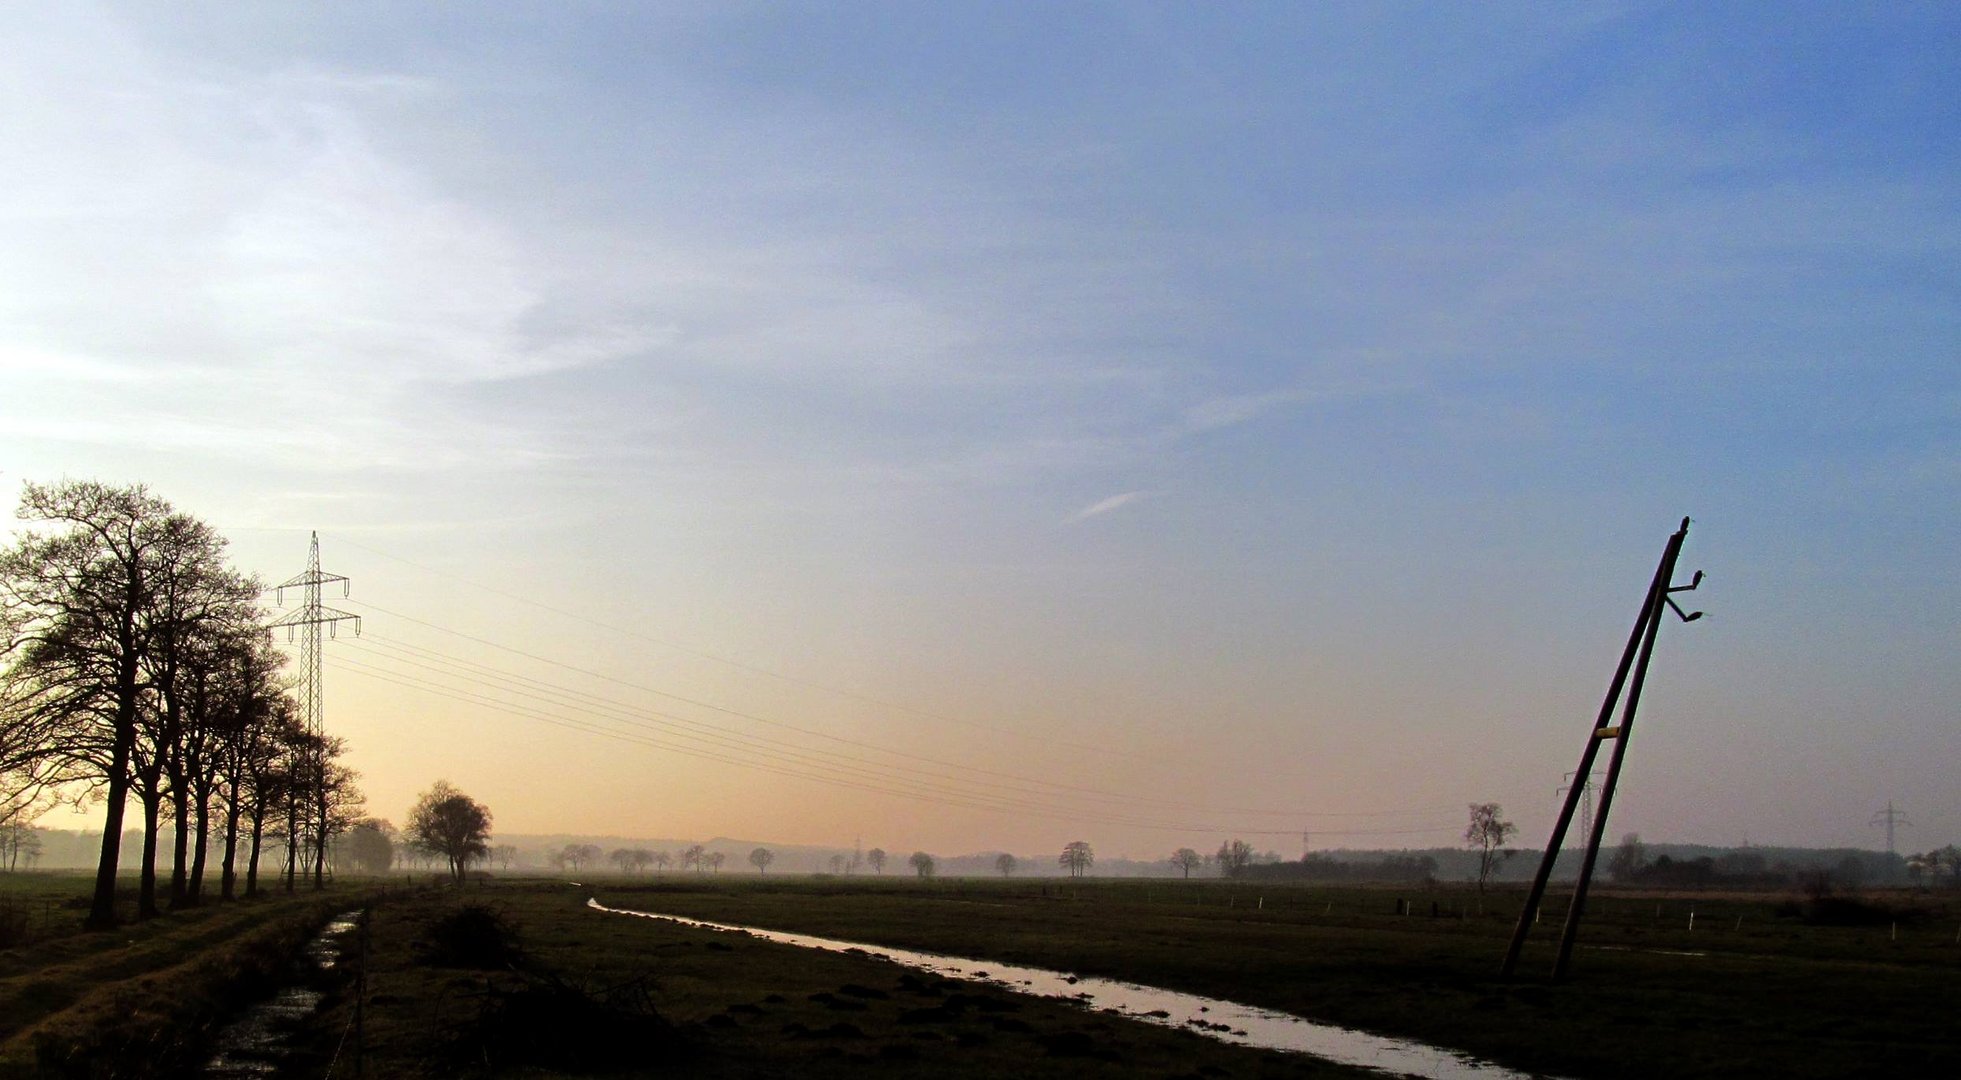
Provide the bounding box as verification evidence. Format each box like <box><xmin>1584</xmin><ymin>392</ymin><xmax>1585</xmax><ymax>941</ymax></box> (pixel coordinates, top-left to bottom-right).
<box><xmin>1066</xmin><ymin>491</ymin><xmax>1147</xmax><ymax>524</ymax></box>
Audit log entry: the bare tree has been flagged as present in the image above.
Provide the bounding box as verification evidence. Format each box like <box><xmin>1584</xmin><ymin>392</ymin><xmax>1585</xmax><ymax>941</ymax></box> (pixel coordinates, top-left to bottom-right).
<box><xmin>995</xmin><ymin>852</ymin><xmax>1016</xmax><ymax>877</ymax></box>
<box><xmin>492</xmin><ymin>844</ymin><xmax>518</xmax><ymax>870</ymax></box>
<box><xmin>908</xmin><ymin>850</ymin><xmax>935</xmax><ymax>878</ymax></box>
<box><xmin>558</xmin><ymin>843</ymin><xmax>602</xmax><ymax>873</ymax></box>
<box><xmin>827</xmin><ymin>853</ymin><xmax>847</xmax><ymax>874</ymax></box>
<box><xmin>1465</xmin><ymin>802</ymin><xmax>1517</xmax><ymax>897</ymax></box>
<box><xmin>749</xmin><ymin>846</ymin><xmax>775</xmax><ymax>873</ymax></box>
<box><xmin>0</xmin><ymin>482</ymin><xmax>231</xmax><ymax>926</ymax></box>
<box><xmin>682</xmin><ymin>843</ymin><xmax>706</xmax><ymax>873</ymax></box>
<box><xmin>406</xmin><ymin>780</ymin><xmax>493</xmax><ymax>883</ymax></box>
<box><xmin>1059</xmin><ymin>840</ymin><xmax>1094</xmax><ymax>878</ymax></box>
<box><xmin>609</xmin><ymin>847</ymin><xmax>636</xmax><ymax>874</ymax></box>
<box><xmin>867</xmin><ymin>847</ymin><xmax>886</xmax><ymax>874</ymax></box>
<box><xmin>651</xmin><ymin>849</ymin><xmax>672</xmax><ymax>874</ymax></box>
<box><xmin>0</xmin><ymin>823</ymin><xmax>41</xmax><ymax>871</ymax></box>
<box><xmin>706</xmin><ymin>850</ymin><xmax>726</xmax><ymax>873</ymax></box>
<box><xmin>1215</xmin><ymin>839</ymin><xmax>1255</xmax><ymax>878</ymax></box>
<box><xmin>1170</xmin><ymin>847</ymin><xmax>1203</xmax><ymax>878</ymax></box>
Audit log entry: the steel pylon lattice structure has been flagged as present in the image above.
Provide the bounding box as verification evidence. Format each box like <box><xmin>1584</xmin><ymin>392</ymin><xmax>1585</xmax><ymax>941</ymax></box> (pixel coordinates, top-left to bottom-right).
<box><xmin>1870</xmin><ymin>801</ymin><xmax>1911</xmax><ymax>856</ymax></box>
<box><xmin>270</xmin><ymin>531</ymin><xmax>361</xmax><ymax>740</ymax></box>
<box><xmin>270</xmin><ymin>532</ymin><xmax>359</xmax><ymax>890</ymax></box>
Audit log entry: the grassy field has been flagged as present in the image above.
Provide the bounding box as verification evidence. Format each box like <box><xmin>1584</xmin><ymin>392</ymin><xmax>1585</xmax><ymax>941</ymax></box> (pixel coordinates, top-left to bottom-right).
<box><xmin>0</xmin><ymin>872</ymin><xmax>377</xmax><ymax>1078</ymax></box>
<box><xmin>574</xmin><ymin>874</ymin><xmax>1961</xmax><ymax>1079</ymax></box>
<box><xmin>326</xmin><ymin>880</ymin><xmax>1366</xmax><ymax>1078</ymax></box>
<box><xmin>2</xmin><ymin>872</ymin><xmax>1956</xmax><ymax>1077</ymax></box>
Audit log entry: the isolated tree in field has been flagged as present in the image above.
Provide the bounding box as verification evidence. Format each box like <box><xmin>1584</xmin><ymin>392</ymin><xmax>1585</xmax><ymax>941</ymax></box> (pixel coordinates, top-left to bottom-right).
<box><xmin>1170</xmin><ymin>848</ymin><xmax>1203</xmax><ymax>878</ymax></box>
<box><xmin>341</xmin><ymin>818</ymin><xmax>395</xmax><ymax>874</ymax></box>
<box><xmin>1215</xmin><ymin>839</ymin><xmax>1254</xmax><ymax>878</ymax></box>
<box><xmin>995</xmin><ymin>852</ymin><xmax>1016</xmax><ymax>877</ymax></box>
<box><xmin>827</xmin><ymin>853</ymin><xmax>847</xmax><ymax>875</ymax></box>
<box><xmin>1059</xmin><ymin>840</ymin><xmax>1094</xmax><ymax>878</ymax></box>
<box><xmin>682</xmin><ymin>843</ymin><xmax>706</xmax><ymax>872</ymax></box>
<box><xmin>706</xmin><ymin>850</ymin><xmax>726</xmax><ymax>873</ymax></box>
<box><xmin>867</xmin><ymin>847</ymin><xmax>886</xmax><ymax>874</ymax></box>
<box><xmin>1465</xmin><ymin>802</ymin><xmax>1517</xmax><ymax>896</ymax></box>
<box><xmin>492</xmin><ymin>845</ymin><xmax>518</xmax><ymax>870</ymax></box>
<box><xmin>1607</xmin><ymin>833</ymin><xmax>1648</xmax><ymax>882</ymax></box>
<box><xmin>908</xmin><ymin>851</ymin><xmax>935</xmax><ymax>878</ymax></box>
<box><xmin>406</xmin><ymin>781</ymin><xmax>493</xmax><ymax>883</ymax></box>
<box><xmin>749</xmin><ymin>847</ymin><xmax>775</xmax><ymax>873</ymax></box>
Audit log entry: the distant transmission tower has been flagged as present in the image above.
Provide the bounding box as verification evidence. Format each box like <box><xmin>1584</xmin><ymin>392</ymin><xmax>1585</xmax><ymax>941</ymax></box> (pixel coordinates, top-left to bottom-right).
<box><xmin>270</xmin><ymin>532</ymin><xmax>360</xmax><ymax>888</ymax></box>
<box><xmin>1559</xmin><ymin>771</ymin><xmax>1602</xmax><ymax>846</ymax></box>
<box><xmin>1869</xmin><ymin>801</ymin><xmax>1911</xmax><ymax>855</ymax></box>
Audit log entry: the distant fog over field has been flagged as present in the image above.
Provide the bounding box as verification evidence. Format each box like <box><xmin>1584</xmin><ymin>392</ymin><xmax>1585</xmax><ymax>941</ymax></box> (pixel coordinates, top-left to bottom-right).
<box><xmin>4</xmin><ymin>3</ymin><xmax>1956</xmax><ymax>860</ymax></box>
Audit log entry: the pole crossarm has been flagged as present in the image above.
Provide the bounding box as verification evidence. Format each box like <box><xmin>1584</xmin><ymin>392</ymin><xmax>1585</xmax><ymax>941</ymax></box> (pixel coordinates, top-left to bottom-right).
<box><xmin>274</xmin><ymin>569</ymin><xmax>350</xmax><ymax>604</ymax></box>
<box><xmin>267</xmin><ymin>604</ymin><xmax>362</xmax><ymax>639</ymax></box>
<box><xmin>1500</xmin><ymin>517</ymin><xmax>1705</xmax><ymax>981</ymax></box>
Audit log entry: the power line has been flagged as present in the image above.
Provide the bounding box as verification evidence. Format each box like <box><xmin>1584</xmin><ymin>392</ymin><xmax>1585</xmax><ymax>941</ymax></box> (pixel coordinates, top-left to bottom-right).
<box><xmin>341</xmin><ymin>600</ymin><xmax>1456</xmax><ymax>822</ymax></box>
<box><xmin>327</xmin><ymin>647</ymin><xmax>1458</xmax><ymax>839</ymax></box>
<box><xmin>326</xmin><ymin>534</ymin><xmax>1201</xmax><ymax>770</ymax></box>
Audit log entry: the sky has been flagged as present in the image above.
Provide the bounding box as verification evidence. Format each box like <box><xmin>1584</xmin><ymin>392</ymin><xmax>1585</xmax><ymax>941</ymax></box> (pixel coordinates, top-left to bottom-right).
<box><xmin>3</xmin><ymin>2</ymin><xmax>1956</xmax><ymax>862</ymax></box>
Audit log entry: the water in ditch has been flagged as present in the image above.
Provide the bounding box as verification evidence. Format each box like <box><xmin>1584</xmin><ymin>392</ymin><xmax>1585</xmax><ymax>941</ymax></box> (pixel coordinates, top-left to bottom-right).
<box><xmin>203</xmin><ymin>910</ymin><xmax>363</xmax><ymax>1077</ymax></box>
<box><xmin>589</xmin><ymin>898</ymin><xmax>1554</xmax><ymax>1079</ymax></box>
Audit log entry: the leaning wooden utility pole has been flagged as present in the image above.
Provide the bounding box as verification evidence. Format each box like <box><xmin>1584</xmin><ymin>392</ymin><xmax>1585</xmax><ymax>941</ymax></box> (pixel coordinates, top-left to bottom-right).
<box><xmin>1501</xmin><ymin>517</ymin><xmax>1704</xmax><ymax>980</ymax></box>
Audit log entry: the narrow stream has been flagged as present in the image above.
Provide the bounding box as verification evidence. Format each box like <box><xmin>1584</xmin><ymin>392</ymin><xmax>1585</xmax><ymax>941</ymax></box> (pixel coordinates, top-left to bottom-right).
<box><xmin>589</xmin><ymin>898</ymin><xmax>1552</xmax><ymax>1080</ymax></box>
<box><xmin>203</xmin><ymin>910</ymin><xmax>363</xmax><ymax>1077</ymax></box>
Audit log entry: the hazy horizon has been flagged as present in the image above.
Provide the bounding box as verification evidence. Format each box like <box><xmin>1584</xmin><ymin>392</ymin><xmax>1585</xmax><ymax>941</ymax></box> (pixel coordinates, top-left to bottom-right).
<box><xmin>5</xmin><ymin>4</ymin><xmax>1955</xmax><ymax>861</ymax></box>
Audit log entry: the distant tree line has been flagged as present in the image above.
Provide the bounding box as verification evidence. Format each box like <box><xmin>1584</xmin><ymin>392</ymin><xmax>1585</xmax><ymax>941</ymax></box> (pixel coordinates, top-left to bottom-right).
<box><xmin>1611</xmin><ymin>833</ymin><xmax>1936</xmax><ymax>892</ymax></box>
<box><xmin>0</xmin><ymin>481</ymin><xmax>364</xmax><ymax>927</ymax></box>
<box><xmin>1906</xmin><ymin>846</ymin><xmax>1961</xmax><ymax>886</ymax></box>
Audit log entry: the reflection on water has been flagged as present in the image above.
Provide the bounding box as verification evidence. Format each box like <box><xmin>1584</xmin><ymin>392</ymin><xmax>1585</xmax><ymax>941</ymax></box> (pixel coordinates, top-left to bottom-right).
<box><xmin>589</xmin><ymin>898</ymin><xmax>1552</xmax><ymax>1079</ymax></box>
<box><xmin>204</xmin><ymin>911</ymin><xmax>362</xmax><ymax>1077</ymax></box>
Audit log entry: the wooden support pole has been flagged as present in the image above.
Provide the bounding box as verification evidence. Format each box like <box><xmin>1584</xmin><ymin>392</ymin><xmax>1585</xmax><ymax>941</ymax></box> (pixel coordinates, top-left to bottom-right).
<box><xmin>1501</xmin><ymin>518</ymin><xmax>1694</xmax><ymax>979</ymax></box>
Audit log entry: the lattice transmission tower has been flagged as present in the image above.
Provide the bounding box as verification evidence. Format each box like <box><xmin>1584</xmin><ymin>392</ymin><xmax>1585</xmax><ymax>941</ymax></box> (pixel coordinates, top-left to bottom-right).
<box><xmin>1870</xmin><ymin>801</ymin><xmax>1911</xmax><ymax>856</ymax></box>
<box><xmin>270</xmin><ymin>532</ymin><xmax>360</xmax><ymax>887</ymax></box>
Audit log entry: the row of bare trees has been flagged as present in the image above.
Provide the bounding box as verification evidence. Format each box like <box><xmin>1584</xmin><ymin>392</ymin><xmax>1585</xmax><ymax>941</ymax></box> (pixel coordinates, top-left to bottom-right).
<box><xmin>0</xmin><ymin>481</ymin><xmax>361</xmax><ymax>928</ymax></box>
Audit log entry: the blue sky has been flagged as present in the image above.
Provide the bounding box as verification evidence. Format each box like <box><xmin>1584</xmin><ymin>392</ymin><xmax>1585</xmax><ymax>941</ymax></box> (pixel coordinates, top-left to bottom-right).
<box><xmin>3</xmin><ymin>2</ymin><xmax>1955</xmax><ymax>857</ymax></box>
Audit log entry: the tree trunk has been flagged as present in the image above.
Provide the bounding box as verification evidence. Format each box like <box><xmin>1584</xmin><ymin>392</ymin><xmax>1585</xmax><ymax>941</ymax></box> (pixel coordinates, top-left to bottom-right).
<box><xmin>86</xmin><ymin>643</ymin><xmax>142</xmax><ymax>930</ymax></box>
<box><xmin>283</xmin><ymin>787</ymin><xmax>298</xmax><ymax>894</ymax></box>
<box><xmin>168</xmin><ymin>773</ymin><xmax>191</xmax><ymax>909</ymax></box>
<box><xmin>188</xmin><ymin>776</ymin><xmax>211</xmax><ymax>904</ymax></box>
<box><xmin>137</xmin><ymin>784</ymin><xmax>161</xmax><ymax>919</ymax></box>
<box><xmin>220</xmin><ymin>772</ymin><xmax>242</xmax><ymax>901</ymax></box>
<box><xmin>246</xmin><ymin>802</ymin><xmax>265</xmax><ymax>899</ymax></box>
<box><xmin>311</xmin><ymin>782</ymin><xmax>329</xmax><ymax>890</ymax></box>
<box><xmin>86</xmin><ymin>727</ymin><xmax>136</xmax><ymax>929</ymax></box>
